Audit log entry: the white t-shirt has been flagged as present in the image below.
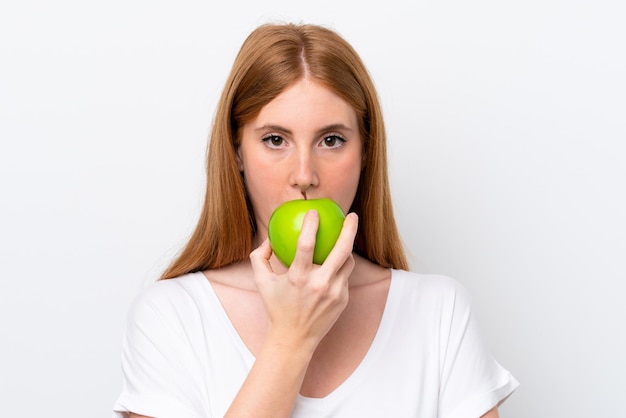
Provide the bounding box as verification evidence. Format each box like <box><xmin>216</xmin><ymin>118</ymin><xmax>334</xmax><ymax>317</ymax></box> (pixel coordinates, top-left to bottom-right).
<box><xmin>113</xmin><ymin>270</ymin><xmax>518</xmax><ymax>418</ymax></box>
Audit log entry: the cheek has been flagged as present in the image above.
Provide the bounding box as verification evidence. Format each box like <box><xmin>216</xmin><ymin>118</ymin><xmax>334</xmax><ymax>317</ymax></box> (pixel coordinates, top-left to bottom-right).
<box><xmin>240</xmin><ymin>149</ymin><xmax>275</xmax><ymax>189</ymax></box>
<box><xmin>244</xmin><ymin>167</ymin><xmax>277</xmax><ymax>201</ymax></box>
<box><xmin>241</xmin><ymin>158</ymin><xmax>284</xmax><ymax>218</ymax></box>
<box><xmin>327</xmin><ymin>158</ymin><xmax>362</xmax><ymax>213</ymax></box>
<box><xmin>242</xmin><ymin>174</ymin><xmax>271</xmax><ymax>232</ymax></box>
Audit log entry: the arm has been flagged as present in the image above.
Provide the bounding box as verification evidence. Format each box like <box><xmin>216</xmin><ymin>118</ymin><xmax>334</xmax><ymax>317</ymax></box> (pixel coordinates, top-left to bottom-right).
<box><xmin>224</xmin><ymin>211</ymin><xmax>358</xmax><ymax>417</ymax></box>
<box><xmin>122</xmin><ymin>211</ymin><xmax>358</xmax><ymax>418</ymax></box>
<box><xmin>481</xmin><ymin>407</ymin><xmax>499</xmax><ymax>418</ymax></box>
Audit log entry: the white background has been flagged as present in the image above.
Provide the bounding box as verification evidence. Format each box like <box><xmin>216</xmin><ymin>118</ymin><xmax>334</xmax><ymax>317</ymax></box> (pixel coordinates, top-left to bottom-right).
<box><xmin>1</xmin><ymin>1</ymin><xmax>624</xmax><ymax>417</ymax></box>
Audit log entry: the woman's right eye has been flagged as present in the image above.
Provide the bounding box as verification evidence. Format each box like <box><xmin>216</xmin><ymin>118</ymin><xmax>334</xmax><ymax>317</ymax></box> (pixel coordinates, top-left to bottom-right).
<box><xmin>261</xmin><ymin>134</ymin><xmax>285</xmax><ymax>148</ymax></box>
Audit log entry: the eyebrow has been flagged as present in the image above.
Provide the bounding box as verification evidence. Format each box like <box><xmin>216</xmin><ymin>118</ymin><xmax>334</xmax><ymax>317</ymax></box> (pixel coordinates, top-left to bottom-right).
<box><xmin>254</xmin><ymin>123</ymin><xmax>354</xmax><ymax>135</ymax></box>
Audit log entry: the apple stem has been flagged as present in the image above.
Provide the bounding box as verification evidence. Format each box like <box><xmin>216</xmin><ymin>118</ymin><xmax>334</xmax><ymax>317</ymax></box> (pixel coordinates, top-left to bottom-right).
<box><xmin>302</xmin><ymin>191</ymin><xmax>307</xmax><ymax>200</ymax></box>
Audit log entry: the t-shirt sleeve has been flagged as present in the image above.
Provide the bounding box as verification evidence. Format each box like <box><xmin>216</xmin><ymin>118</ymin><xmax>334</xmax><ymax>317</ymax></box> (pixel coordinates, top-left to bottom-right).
<box><xmin>437</xmin><ymin>279</ymin><xmax>519</xmax><ymax>418</ymax></box>
<box><xmin>112</xmin><ymin>284</ymin><xmax>209</xmax><ymax>418</ymax></box>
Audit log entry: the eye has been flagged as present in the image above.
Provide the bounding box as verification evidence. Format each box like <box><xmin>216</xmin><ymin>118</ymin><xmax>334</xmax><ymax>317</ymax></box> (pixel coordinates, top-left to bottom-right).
<box><xmin>261</xmin><ymin>134</ymin><xmax>285</xmax><ymax>148</ymax></box>
<box><xmin>321</xmin><ymin>135</ymin><xmax>346</xmax><ymax>148</ymax></box>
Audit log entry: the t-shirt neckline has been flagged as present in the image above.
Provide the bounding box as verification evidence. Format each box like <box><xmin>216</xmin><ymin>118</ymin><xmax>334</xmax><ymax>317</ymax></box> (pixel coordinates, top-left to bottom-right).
<box><xmin>196</xmin><ymin>269</ymin><xmax>402</xmax><ymax>407</ymax></box>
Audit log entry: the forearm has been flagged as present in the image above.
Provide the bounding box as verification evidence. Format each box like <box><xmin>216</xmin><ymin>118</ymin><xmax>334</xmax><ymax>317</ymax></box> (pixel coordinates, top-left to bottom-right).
<box><xmin>224</xmin><ymin>334</ymin><xmax>314</xmax><ymax>418</ymax></box>
<box><xmin>225</xmin><ymin>215</ymin><xmax>358</xmax><ymax>417</ymax></box>
<box><xmin>481</xmin><ymin>407</ymin><xmax>499</xmax><ymax>418</ymax></box>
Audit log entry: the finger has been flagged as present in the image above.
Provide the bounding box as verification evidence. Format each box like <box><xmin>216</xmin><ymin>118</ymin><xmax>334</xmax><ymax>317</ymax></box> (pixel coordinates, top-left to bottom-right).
<box><xmin>250</xmin><ymin>238</ymin><xmax>274</xmax><ymax>278</ymax></box>
<box><xmin>335</xmin><ymin>251</ymin><xmax>355</xmax><ymax>281</ymax></box>
<box><xmin>319</xmin><ymin>212</ymin><xmax>358</xmax><ymax>275</ymax></box>
<box><xmin>331</xmin><ymin>252</ymin><xmax>354</xmax><ymax>301</ymax></box>
<box><xmin>289</xmin><ymin>210</ymin><xmax>319</xmax><ymax>273</ymax></box>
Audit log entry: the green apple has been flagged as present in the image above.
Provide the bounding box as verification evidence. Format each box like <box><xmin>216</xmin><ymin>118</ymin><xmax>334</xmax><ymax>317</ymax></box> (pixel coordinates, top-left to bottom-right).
<box><xmin>268</xmin><ymin>198</ymin><xmax>346</xmax><ymax>267</ymax></box>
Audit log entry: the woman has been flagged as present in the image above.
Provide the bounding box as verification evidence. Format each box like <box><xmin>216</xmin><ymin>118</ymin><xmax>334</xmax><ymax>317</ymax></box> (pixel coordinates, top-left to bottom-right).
<box><xmin>113</xmin><ymin>23</ymin><xmax>518</xmax><ymax>417</ymax></box>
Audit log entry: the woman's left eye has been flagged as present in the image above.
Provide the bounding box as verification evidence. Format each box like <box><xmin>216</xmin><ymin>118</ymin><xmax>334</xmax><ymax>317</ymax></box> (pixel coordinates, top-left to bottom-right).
<box><xmin>321</xmin><ymin>135</ymin><xmax>346</xmax><ymax>148</ymax></box>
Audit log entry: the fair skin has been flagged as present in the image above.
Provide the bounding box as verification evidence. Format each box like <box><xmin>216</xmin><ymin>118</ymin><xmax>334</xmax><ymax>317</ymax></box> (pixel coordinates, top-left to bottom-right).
<box><xmin>127</xmin><ymin>78</ymin><xmax>499</xmax><ymax>418</ymax></box>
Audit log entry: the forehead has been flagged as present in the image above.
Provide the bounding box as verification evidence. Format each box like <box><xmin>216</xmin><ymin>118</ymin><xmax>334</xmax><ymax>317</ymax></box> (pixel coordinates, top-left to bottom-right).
<box><xmin>253</xmin><ymin>79</ymin><xmax>358</xmax><ymax>128</ymax></box>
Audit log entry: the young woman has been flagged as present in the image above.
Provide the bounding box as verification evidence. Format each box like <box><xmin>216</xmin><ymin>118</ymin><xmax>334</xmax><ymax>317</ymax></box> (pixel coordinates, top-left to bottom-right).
<box><xmin>113</xmin><ymin>23</ymin><xmax>518</xmax><ymax>418</ymax></box>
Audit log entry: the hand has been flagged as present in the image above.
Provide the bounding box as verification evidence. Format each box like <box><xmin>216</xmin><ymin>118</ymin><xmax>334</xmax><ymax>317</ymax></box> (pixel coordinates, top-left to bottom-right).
<box><xmin>250</xmin><ymin>210</ymin><xmax>359</xmax><ymax>352</ymax></box>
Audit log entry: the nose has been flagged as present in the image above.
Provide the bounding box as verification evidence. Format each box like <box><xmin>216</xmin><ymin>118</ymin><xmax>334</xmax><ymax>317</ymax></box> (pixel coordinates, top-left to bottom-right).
<box><xmin>289</xmin><ymin>148</ymin><xmax>319</xmax><ymax>194</ymax></box>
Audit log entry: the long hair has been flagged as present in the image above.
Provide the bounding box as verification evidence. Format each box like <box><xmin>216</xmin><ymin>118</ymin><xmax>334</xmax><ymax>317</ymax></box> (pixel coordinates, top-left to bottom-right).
<box><xmin>161</xmin><ymin>23</ymin><xmax>408</xmax><ymax>279</ymax></box>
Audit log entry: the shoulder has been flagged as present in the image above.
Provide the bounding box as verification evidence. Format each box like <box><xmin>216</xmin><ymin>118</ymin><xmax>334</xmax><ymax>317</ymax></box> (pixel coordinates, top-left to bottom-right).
<box><xmin>391</xmin><ymin>269</ymin><xmax>471</xmax><ymax>301</ymax></box>
<box><xmin>389</xmin><ymin>269</ymin><xmax>476</xmax><ymax>322</ymax></box>
<box><xmin>125</xmin><ymin>272</ymin><xmax>210</xmax><ymax>327</ymax></box>
<box><xmin>133</xmin><ymin>272</ymin><xmax>207</xmax><ymax>303</ymax></box>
